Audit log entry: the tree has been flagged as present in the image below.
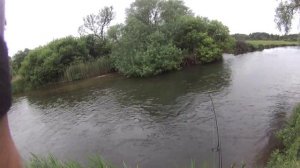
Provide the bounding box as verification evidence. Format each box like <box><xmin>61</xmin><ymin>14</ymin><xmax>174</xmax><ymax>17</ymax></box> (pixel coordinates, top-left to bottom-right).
<box><xmin>275</xmin><ymin>0</ymin><xmax>300</xmax><ymax>33</ymax></box>
<box><xmin>12</xmin><ymin>48</ymin><xmax>30</xmax><ymax>75</ymax></box>
<box><xmin>112</xmin><ymin>0</ymin><xmax>190</xmax><ymax>77</ymax></box>
<box><xmin>107</xmin><ymin>24</ymin><xmax>124</xmax><ymax>43</ymax></box>
<box><xmin>78</xmin><ymin>6</ymin><xmax>114</xmax><ymax>39</ymax></box>
<box><xmin>112</xmin><ymin>0</ymin><xmax>232</xmax><ymax>76</ymax></box>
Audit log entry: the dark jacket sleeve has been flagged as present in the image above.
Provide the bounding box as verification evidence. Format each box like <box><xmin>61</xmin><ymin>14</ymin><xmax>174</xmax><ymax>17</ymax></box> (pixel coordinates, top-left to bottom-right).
<box><xmin>0</xmin><ymin>35</ymin><xmax>11</xmax><ymax>118</ymax></box>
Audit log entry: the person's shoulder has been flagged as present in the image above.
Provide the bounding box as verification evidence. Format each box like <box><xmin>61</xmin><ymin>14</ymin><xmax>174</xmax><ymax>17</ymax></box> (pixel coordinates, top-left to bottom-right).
<box><xmin>0</xmin><ymin>36</ymin><xmax>12</xmax><ymax>118</ymax></box>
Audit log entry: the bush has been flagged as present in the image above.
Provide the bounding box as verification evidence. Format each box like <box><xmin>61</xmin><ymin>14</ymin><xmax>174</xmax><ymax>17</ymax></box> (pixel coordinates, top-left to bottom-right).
<box><xmin>196</xmin><ymin>35</ymin><xmax>222</xmax><ymax>63</ymax></box>
<box><xmin>113</xmin><ymin>31</ymin><xmax>183</xmax><ymax>77</ymax></box>
<box><xmin>19</xmin><ymin>36</ymin><xmax>90</xmax><ymax>86</ymax></box>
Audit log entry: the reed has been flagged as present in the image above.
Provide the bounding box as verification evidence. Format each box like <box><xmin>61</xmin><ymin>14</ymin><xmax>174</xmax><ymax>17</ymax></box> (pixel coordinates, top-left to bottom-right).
<box><xmin>64</xmin><ymin>56</ymin><xmax>114</xmax><ymax>82</ymax></box>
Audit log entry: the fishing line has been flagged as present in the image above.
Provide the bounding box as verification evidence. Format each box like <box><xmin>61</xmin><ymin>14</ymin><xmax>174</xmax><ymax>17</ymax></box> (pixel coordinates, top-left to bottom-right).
<box><xmin>209</xmin><ymin>93</ymin><xmax>222</xmax><ymax>168</ymax></box>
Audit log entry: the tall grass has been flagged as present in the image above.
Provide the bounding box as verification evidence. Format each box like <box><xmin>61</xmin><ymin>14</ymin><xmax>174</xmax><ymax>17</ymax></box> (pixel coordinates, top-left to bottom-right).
<box><xmin>26</xmin><ymin>155</ymin><xmax>114</xmax><ymax>168</ymax></box>
<box><xmin>267</xmin><ymin>105</ymin><xmax>300</xmax><ymax>168</ymax></box>
<box><xmin>11</xmin><ymin>76</ymin><xmax>33</xmax><ymax>94</ymax></box>
<box><xmin>64</xmin><ymin>56</ymin><xmax>114</xmax><ymax>82</ymax></box>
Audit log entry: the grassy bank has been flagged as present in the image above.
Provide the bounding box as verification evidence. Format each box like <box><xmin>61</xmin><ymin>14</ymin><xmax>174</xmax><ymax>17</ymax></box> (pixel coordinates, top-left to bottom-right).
<box><xmin>12</xmin><ymin>56</ymin><xmax>114</xmax><ymax>94</ymax></box>
<box><xmin>233</xmin><ymin>40</ymin><xmax>299</xmax><ymax>55</ymax></box>
<box><xmin>267</xmin><ymin>105</ymin><xmax>300</xmax><ymax>168</ymax></box>
<box><xmin>246</xmin><ymin>40</ymin><xmax>299</xmax><ymax>46</ymax></box>
<box><xmin>26</xmin><ymin>155</ymin><xmax>199</xmax><ymax>168</ymax></box>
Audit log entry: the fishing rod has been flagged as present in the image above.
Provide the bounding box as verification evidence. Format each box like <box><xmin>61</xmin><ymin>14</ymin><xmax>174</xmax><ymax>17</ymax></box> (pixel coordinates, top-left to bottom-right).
<box><xmin>209</xmin><ymin>93</ymin><xmax>222</xmax><ymax>168</ymax></box>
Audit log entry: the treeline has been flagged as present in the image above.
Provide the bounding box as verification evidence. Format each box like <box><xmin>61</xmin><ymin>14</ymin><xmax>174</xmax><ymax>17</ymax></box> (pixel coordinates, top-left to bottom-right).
<box><xmin>232</xmin><ymin>32</ymin><xmax>300</xmax><ymax>41</ymax></box>
<box><xmin>11</xmin><ymin>0</ymin><xmax>234</xmax><ymax>93</ymax></box>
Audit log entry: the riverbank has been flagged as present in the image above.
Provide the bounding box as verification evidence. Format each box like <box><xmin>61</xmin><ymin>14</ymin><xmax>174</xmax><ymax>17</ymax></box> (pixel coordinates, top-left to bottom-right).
<box><xmin>267</xmin><ymin>104</ymin><xmax>300</xmax><ymax>168</ymax></box>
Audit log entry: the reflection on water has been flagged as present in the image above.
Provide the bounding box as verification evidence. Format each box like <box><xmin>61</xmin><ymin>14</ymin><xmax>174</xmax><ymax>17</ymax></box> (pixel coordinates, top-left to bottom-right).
<box><xmin>9</xmin><ymin>47</ymin><xmax>300</xmax><ymax>167</ymax></box>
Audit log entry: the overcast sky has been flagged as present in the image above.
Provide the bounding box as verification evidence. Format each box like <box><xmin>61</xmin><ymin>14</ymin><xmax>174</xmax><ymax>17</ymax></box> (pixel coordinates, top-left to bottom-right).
<box><xmin>4</xmin><ymin>0</ymin><xmax>300</xmax><ymax>56</ymax></box>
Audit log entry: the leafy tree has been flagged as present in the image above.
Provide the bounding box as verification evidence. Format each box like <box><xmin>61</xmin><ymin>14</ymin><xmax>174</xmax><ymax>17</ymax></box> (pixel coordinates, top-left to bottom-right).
<box><xmin>112</xmin><ymin>0</ymin><xmax>232</xmax><ymax>77</ymax></box>
<box><xmin>275</xmin><ymin>0</ymin><xmax>300</xmax><ymax>33</ymax></box>
<box><xmin>107</xmin><ymin>24</ymin><xmax>124</xmax><ymax>43</ymax></box>
<box><xmin>112</xmin><ymin>0</ymin><xmax>190</xmax><ymax>77</ymax></box>
<box><xmin>113</xmin><ymin>31</ymin><xmax>182</xmax><ymax>77</ymax></box>
<box><xmin>80</xmin><ymin>35</ymin><xmax>111</xmax><ymax>58</ymax></box>
<box><xmin>172</xmin><ymin>16</ymin><xmax>232</xmax><ymax>62</ymax></box>
<box><xmin>11</xmin><ymin>48</ymin><xmax>30</xmax><ymax>75</ymax></box>
<box><xmin>78</xmin><ymin>6</ymin><xmax>114</xmax><ymax>39</ymax></box>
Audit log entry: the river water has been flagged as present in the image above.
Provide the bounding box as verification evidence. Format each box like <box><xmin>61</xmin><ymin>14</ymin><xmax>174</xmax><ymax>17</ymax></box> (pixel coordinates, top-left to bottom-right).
<box><xmin>8</xmin><ymin>47</ymin><xmax>300</xmax><ymax>167</ymax></box>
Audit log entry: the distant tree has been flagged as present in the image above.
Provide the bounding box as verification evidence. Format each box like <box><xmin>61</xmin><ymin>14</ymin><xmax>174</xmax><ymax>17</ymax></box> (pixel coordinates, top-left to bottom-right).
<box><xmin>78</xmin><ymin>6</ymin><xmax>115</xmax><ymax>39</ymax></box>
<box><xmin>249</xmin><ymin>32</ymin><xmax>271</xmax><ymax>40</ymax></box>
<box><xmin>275</xmin><ymin>0</ymin><xmax>300</xmax><ymax>33</ymax></box>
<box><xmin>232</xmin><ymin>34</ymin><xmax>249</xmax><ymax>41</ymax></box>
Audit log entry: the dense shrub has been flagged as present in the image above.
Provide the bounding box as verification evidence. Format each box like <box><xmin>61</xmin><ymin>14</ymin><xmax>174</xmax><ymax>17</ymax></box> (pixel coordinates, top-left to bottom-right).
<box><xmin>113</xmin><ymin>31</ymin><xmax>182</xmax><ymax>77</ymax></box>
<box><xmin>19</xmin><ymin>36</ymin><xmax>89</xmax><ymax>86</ymax></box>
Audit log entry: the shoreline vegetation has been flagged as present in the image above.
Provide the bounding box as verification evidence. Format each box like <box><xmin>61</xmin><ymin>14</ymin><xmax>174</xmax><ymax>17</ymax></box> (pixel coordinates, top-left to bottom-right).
<box><xmin>12</xmin><ymin>39</ymin><xmax>299</xmax><ymax>94</ymax></box>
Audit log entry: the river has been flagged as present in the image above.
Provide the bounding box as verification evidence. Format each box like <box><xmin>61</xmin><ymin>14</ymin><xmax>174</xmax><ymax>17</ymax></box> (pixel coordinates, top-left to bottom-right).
<box><xmin>8</xmin><ymin>47</ymin><xmax>300</xmax><ymax>167</ymax></box>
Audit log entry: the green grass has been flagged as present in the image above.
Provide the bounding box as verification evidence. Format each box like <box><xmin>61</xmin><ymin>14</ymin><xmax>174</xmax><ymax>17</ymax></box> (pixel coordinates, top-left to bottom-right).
<box><xmin>63</xmin><ymin>56</ymin><xmax>114</xmax><ymax>82</ymax></box>
<box><xmin>26</xmin><ymin>155</ymin><xmax>202</xmax><ymax>168</ymax></box>
<box><xmin>26</xmin><ymin>155</ymin><xmax>251</xmax><ymax>168</ymax></box>
<box><xmin>267</xmin><ymin>105</ymin><xmax>300</xmax><ymax>168</ymax></box>
<box><xmin>246</xmin><ymin>40</ymin><xmax>299</xmax><ymax>46</ymax></box>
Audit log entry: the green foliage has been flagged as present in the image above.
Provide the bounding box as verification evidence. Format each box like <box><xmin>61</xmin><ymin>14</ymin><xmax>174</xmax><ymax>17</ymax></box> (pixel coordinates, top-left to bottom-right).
<box><xmin>113</xmin><ymin>31</ymin><xmax>182</xmax><ymax>77</ymax></box>
<box><xmin>267</xmin><ymin>105</ymin><xmax>300</xmax><ymax>168</ymax></box>
<box><xmin>80</xmin><ymin>35</ymin><xmax>112</xmax><ymax>59</ymax></box>
<box><xmin>64</xmin><ymin>56</ymin><xmax>114</xmax><ymax>81</ymax></box>
<box><xmin>196</xmin><ymin>35</ymin><xmax>222</xmax><ymax>63</ymax></box>
<box><xmin>13</xmin><ymin>0</ymin><xmax>234</xmax><ymax>91</ymax></box>
<box><xmin>11</xmin><ymin>77</ymin><xmax>30</xmax><ymax>94</ymax></box>
<box><xmin>112</xmin><ymin>0</ymin><xmax>232</xmax><ymax>77</ymax></box>
<box><xmin>172</xmin><ymin>16</ymin><xmax>231</xmax><ymax>63</ymax></box>
<box><xmin>107</xmin><ymin>24</ymin><xmax>124</xmax><ymax>43</ymax></box>
<box><xmin>19</xmin><ymin>36</ymin><xmax>89</xmax><ymax>87</ymax></box>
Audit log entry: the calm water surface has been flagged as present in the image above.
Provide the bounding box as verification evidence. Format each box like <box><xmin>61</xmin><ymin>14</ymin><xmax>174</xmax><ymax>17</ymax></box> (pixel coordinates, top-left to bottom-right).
<box><xmin>9</xmin><ymin>47</ymin><xmax>300</xmax><ymax>167</ymax></box>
